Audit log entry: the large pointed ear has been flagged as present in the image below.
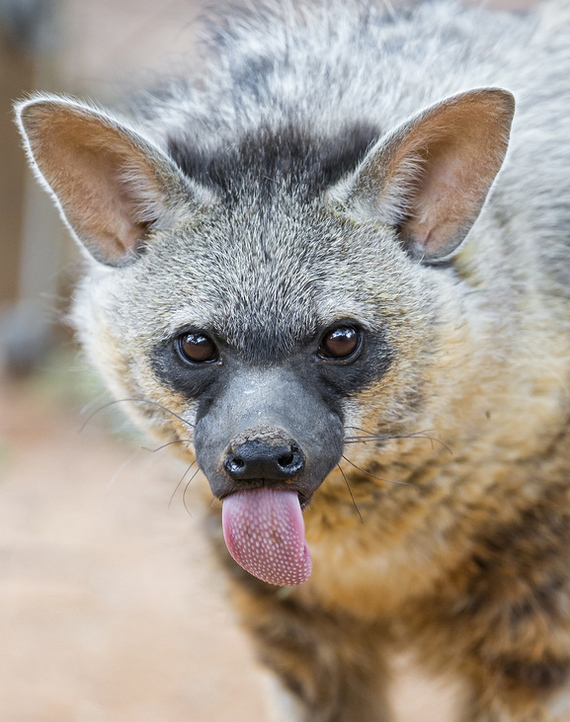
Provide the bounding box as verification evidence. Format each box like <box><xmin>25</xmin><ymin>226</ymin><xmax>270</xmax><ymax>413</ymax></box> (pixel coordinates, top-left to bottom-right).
<box><xmin>15</xmin><ymin>95</ymin><xmax>200</xmax><ymax>266</ymax></box>
<box><xmin>340</xmin><ymin>88</ymin><xmax>515</xmax><ymax>263</ymax></box>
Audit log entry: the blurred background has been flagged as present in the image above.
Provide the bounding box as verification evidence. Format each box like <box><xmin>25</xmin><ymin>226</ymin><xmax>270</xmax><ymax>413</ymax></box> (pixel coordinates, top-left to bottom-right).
<box><xmin>0</xmin><ymin>0</ymin><xmax>535</xmax><ymax>720</ymax></box>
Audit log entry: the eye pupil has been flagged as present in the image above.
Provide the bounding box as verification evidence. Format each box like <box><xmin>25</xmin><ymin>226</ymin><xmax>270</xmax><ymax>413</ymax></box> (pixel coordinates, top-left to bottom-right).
<box><xmin>320</xmin><ymin>326</ymin><xmax>360</xmax><ymax>360</ymax></box>
<box><xmin>179</xmin><ymin>333</ymin><xmax>218</xmax><ymax>363</ymax></box>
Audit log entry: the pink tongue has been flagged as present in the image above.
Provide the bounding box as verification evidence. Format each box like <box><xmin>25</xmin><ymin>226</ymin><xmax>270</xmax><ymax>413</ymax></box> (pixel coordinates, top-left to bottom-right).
<box><xmin>222</xmin><ymin>488</ymin><xmax>312</xmax><ymax>586</ymax></box>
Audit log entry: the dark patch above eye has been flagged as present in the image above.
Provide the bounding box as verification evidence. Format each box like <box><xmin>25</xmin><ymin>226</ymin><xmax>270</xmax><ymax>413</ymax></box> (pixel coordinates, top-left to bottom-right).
<box><xmin>176</xmin><ymin>332</ymin><xmax>219</xmax><ymax>364</ymax></box>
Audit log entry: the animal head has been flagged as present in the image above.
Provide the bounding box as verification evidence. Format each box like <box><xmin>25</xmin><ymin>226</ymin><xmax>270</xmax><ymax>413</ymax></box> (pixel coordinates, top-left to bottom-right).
<box><xmin>16</xmin><ymin>87</ymin><xmax>514</xmax><ymax>584</ymax></box>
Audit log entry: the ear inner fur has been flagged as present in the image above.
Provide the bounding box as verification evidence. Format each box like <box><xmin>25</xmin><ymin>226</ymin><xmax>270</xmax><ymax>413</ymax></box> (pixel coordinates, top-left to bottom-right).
<box><xmin>17</xmin><ymin>99</ymin><xmax>190</xmax><ymax>266</ymax></box>
<box><xmin>346</xmin><ymin>88</ymin><xmax>515</xmax><ymax>262</ymax></box>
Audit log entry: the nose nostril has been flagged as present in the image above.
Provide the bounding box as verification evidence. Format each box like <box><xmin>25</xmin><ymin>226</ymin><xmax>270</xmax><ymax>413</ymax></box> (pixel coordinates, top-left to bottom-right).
<box><xmin>224</xmin><ymin>437</ymin><xmax>305</xmax><ymax>481</ymax></box>
<box><xmin>232</xmin><ymin>456</ymin><xmax>245</xmax><ymax>469</ymax></box>
<box><xmin>277</xmin><ymin>453</ymin><xmax>294</xmax><ymax>469</ymax></box>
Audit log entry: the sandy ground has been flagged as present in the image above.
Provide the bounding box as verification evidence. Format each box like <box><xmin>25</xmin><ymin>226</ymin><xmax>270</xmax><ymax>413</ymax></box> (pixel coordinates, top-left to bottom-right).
<box><xmin>0</xmin><ymin>361</ymin><xmax>462</xmax><ymax>721</ymax></box>
<box><xmin>0</xmin><ymin>368</ymin><xmax>269</xmax><ymax>722</ymax></box>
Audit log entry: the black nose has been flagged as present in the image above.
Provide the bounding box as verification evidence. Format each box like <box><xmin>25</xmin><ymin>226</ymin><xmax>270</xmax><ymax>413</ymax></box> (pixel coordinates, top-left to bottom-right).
<box><xmin>224</xmin><ymin>437</ymin><xmax>305</xmax><ymax>481</ymax></box>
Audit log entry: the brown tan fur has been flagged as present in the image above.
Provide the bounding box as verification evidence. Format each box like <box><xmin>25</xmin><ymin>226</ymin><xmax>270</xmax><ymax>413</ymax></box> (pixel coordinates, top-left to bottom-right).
<box><xmin>15</xmin><ymin>0</ymin><xmax>570</xmax><ymax>719</ymax></box>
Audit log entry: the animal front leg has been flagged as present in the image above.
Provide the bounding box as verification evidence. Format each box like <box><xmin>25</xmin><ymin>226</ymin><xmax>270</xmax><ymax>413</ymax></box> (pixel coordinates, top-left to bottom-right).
<box><xmin>228</xmin><ymin>574</ymin><xmax>393</xmax><ymax>722</ymax></box>
<box><xmin>463</xmin><ymin>673</ymin><xmax>570</xmax><ymax>722</ymax></box>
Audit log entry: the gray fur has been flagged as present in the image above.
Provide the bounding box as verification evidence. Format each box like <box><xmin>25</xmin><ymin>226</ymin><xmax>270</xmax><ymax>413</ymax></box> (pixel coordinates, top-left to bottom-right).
<box><xmin>14</xmin><ymin>1</ymin><xmax>570</xmax><ymax>719</ymax></box>
<box><xmin>72</xmin><ymin>0</ymin><xmax>570</xmax><ymax>359</ymax></box>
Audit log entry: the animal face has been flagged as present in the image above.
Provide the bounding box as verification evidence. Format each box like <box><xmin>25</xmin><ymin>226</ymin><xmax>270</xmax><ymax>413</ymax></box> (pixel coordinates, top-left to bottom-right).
<box><xmin>74</xmin><ymin>197</ymin><xmax>432</xmax><ymax>584</ymax></box>
<box><xmin>15</xmin><ymin>88</ymin><xmax>513</xmax><ymax>584</ymax></box>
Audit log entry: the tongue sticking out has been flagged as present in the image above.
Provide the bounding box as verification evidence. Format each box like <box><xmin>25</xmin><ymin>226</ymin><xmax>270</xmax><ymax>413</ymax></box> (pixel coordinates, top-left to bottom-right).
<box><xmin>222</xmin><ymin>488</ymin><xmax>312</xmax><ymax>586</ymax></box>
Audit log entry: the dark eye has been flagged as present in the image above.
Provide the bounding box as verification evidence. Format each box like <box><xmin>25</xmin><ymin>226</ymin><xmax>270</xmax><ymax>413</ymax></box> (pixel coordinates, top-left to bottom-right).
<box><xmin>176</xmin><ymin>332</ymin><xmax>218</xmax><ymax>364</ymax></box>
<box><xmin>318</xmin><ymin>325</ymin><xmax>362</xmax><ymax>361</ymax></box>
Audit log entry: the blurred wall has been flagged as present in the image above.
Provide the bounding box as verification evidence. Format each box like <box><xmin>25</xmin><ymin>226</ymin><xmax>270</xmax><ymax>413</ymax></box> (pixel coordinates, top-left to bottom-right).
<box><xmin>0</xmin><ymin>0</ymin><xmax>208</xmax><ymax>375</ymax></box>
<box><xmin>0</xmin><ymin>0</ymin><xmax>61</xmax><ymax>374</ymax></box>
